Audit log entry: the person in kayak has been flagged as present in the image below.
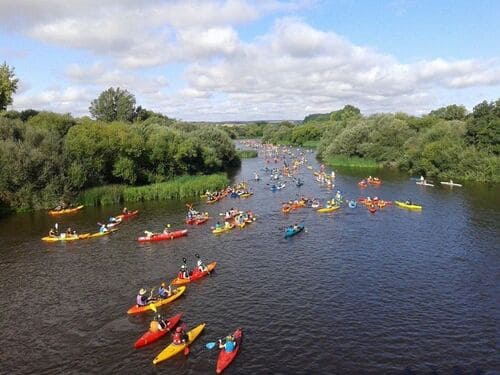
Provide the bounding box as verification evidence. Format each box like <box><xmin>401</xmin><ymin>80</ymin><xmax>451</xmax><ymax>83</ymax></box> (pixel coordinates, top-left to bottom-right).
<box><xmin>215</xmin><ymin>221</ymin><xmax>222</xmax><ymax>229</ymax></box>
<box><xmin>405</xmin><ymin>199</ymin><xmax>412</xmax><ymax>205</ymax></box>
<box><xmin>136</xmin><ymin>288</ymin><xmax>150</xmax><ymax>307</ymax></box>
<box><xmin>49</xmin><ymin>228</ymin><xmax>57</xmax><ymax>237</ymax></box>
<box><xmin>158</xmin><ymin>282</ymin><xmax>172</xmax><ymax>299</ymax></box>
<box><xmin>163</xmin><ymin>225</ymin><xmax>170</xmax><ymax>234</ymax></box>
<box><xmin>144</xmin><ymin>230</ymin><xmax>154</xmax><ymax>239</ymax></box>
<box><xmin>218</xmin><ymin>335</ymin><xmax>236</xmax><ymax>352</ymax></box>
<box><xmin>195</xmin><ymin>254</ymin><xmax>207</xmax><ymax>272</ymax></box>
<box><xmin>149</xmin><ymin>313</ymin><xmax>168</xmax><ymax>332</ymax></box>
<box><xmin>172</xmin><ymin>326</ymin><xmax>188</xmax><ymax>345</ymax></box>
<box><xmin>178</xmin><ymin>258</ymin><xmax>189</xmax><ymax>279</ymax></box>
<box><xmin>99</xmin><ymin>223</ymin><xmax>108</xmax><ymax>233</ymax></box>
<box><xmin>122</xmin><ymin>207</ymin><xmax>129</xmax><ymax>214</ymax></box>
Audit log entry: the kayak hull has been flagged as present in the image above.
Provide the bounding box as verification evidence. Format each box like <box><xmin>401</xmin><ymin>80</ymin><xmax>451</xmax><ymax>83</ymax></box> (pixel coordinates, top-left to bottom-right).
<box><xmin>216</xmin><ymin>328</ymin><xmax>243</xmax><ymax>374</ymax></box>
<box><xmin>134</xmin><ymin>312</ymin><xmax>183</xmax><ymax>348</ymax></box>
<box><xmin>212</xmin><ymin>225</ymin><xmax>235</xmax><ymax>234</ymax></box>
<box><xmin>395</xmin><ymin>201</ymin><xmax>422</xmax><ymax>210</ymax></box>
<box><xmin>137</xmin><ymin>229</ymin><xmax>188</xmax><ymax>242</ymax></box>
<box><xmin>316</xmin><ymin>206</ymin><xmax>340</xmax><ymax>213</ymax></box>
<box><xmin>116</xmin><ymin>210</ymin><xmax>139</xmax><ymax>219</ymax></box>
<box><xmin>48</xmin><ymin>205</ymin><xmax>84</xmax><ymax>215</ymax></box>
<box><xmin>440</xmin><ymin>181</ymin><xmax>462</xmax><ymax>187</ymax></box>
<box><xmin>127</xmin><ymin>286</ymin><xmax>186</xmax><ymax>315</ymax></box>
<box><xmin>89</xmin><ymin>228</ymin><xmax>118</xmax><ymax>238</ymax></box>
<box><xmin>42</xmin><ymin>233</ymin><xmax>90</xmax><ymax>242</ymax></box>
<box><xmin>171</xmin><ymin>262</ymin><xmax>217</xmax><ymax>285</ymax></box>
<box><xmin>153</xmin><ymin>323</ymin><xmax>206</xmax><ymax>365</ymax></box>
<box><xmin>284</xmin><ymin>225</ymin><xmax>304</xmax><ymax>238</ymax></box>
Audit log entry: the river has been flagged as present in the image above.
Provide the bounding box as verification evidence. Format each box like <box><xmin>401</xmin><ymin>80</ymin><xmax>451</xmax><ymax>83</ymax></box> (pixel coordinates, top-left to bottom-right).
<box><xmin>0</xmin><ymin>147</ymin><xmax>499</xmax><ymax>374</ymax></box>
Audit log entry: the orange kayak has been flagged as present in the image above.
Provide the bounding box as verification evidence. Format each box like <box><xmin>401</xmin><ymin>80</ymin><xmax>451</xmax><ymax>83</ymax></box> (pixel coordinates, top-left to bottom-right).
<box><xmin>171</xmin><ymin>262</ymin><xmax>217</xmax><ymax>285</ymax></box>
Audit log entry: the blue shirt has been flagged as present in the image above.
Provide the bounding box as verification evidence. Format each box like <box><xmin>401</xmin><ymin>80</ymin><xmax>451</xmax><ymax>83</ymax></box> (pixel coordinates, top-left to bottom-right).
<box><xmin>224</xmin><ymin>340</ymin><xmax>236</xmax><ymax>352</ymax></box>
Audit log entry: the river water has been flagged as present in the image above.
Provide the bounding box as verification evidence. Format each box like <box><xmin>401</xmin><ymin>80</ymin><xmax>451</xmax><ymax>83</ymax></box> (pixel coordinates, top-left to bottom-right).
<box><xmin>0</xmin><ymin>148</ymin><xmax>499</xmax><ymax>374</ymax></box>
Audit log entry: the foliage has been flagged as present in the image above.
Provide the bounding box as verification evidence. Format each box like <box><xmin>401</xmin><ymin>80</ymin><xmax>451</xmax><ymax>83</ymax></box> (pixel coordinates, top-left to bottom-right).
<box><xmin>78</xmin><ymin>174</ymin><xmax>229</xmax><ymax>206</ymax></box>
<box><xmin>0</xmin><ymin>62</ymin><xmax>19</xmax><ymax>110</ymax></box>
<box><xmin>89</xmin><ymin>87</ymin><xmax>137</xmax><ymax>122</ymax></box>
<box><xmin>236</xmin><ymin>150</ymin><xmax>258</xmax><ymax>158</ymax></box>
<box><xmin>465</xmin><ymin>99</ymin><xmax>500</xmax><ymax>155</ymax></box>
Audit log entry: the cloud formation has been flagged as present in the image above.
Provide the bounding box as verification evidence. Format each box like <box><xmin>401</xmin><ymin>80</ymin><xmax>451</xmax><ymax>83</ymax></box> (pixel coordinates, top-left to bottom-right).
<box><xmin>4</xmin><ymin>1</ymin><xmax>499</xmax><ymax>120</ymax></box>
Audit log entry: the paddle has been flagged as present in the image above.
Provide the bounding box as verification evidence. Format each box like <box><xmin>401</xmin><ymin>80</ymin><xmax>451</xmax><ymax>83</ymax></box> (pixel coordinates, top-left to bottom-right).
<box><xmin>205</xmin><ymin>341</ymin><xmax>218</xmax><ymax>349</ymax></box>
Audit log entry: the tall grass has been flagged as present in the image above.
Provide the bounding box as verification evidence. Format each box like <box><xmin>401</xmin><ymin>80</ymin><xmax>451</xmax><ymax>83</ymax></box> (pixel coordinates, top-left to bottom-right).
<box><xmin>236</xmin><ymin>150</ymin><xmax>258</xmax><ymax>158</ymax></box>
<box><xmin>325</xmin><ymin>156</ymin><xmax>380</xmax><ymax>168</ymax></box>
<box><xmin>78</xmin><ymin>174</ymin><xmax>229</xmax><ymax>206</ymax></box>
<box><xmin>302</xmin><ymin>140</ymin><xmax>320</xmax><ymax>149</ymax></box>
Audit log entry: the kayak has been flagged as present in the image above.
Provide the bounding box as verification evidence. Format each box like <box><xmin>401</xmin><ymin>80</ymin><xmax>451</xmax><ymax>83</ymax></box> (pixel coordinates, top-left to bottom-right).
<box><xmin>89</xmin><ymin>228</ymin><xmax>118</xmax><ymax>238</ymax></box>
<box><xmin>316</xmin><ymin>206</ymin><xmax>340</xmax><ymax>213</ymax></box>
<box><xmin>282</xmin><ymin>205</ymin><xmax>291</xmax><ymax>214</ymax></box>
<box><xmin>440</xmin><ymin>181</ymin><xmax>462</xmax><ymax>187</ymax></box>
<box><xmin>152</xmin><ymin>323</ymin><xmax>206</xmax><ymax>365</ymax></box>
<box><xmin>348</xmin><ymin>201</ymin><xmax>357</xmax><ymax>208</ymax></box>
<box><xmin>416</xmin><ymin>181</ymin><xmax>434</xmax><ymax>187</ymax></box>
<box><xmin>127</xmin><ymin>286</ymin><xmax>186</xmax><ymax>315</ymax></box>
<box><xmin>116</xmin><ymin>210</ymin><xmax>139</xmax><ymax>219</ymax></box>
<box><xmin>216</xmin><ymin>328</ymin><xmax>243</xmax><ymax>374</ymax></box>
<box><xmin>48</xmin><ymin>205</ymin><xmax>84</xmax><ymax>216</ymax></box>
<box><xmin>171</xmin><ymin>262</ymin><xmax>217</xmax><ymax>285</ymax></box>
<box><xmin>284</xmin><ymin>224</ymin><xmax>304</xmax><ymax>238</ymax></box>
<box><xmin>42</xmin><ymin>233</ymin><xmax>90</xmax><ymax>242</ymax></box>
<box><xmin>137</xmin><ymin>229</ymin><xmax>188</xmax><ymax>242</ymax></box>
<box><xmin>212</xmin><ymin>224</ymin><xmax>235</xmax><ymax>234</ymax></box>
<box><xmin>394</xmin><ymin>201</ymin><xmax>422</xmax><ymax>210</ymax></box>
<box><xmin>105</xmin><ymin>218</ymin><xmax>122</xmax><ymax>228</ymax></box>
<box><xmin>239</xmin><ymin>192</ymin><xmax>253</xmax><ymax>198</ymax></box>
<box><xmin>368</xmin><ymin>206</ymin><xmax>377</xmax><ymax>213</ymax></box>
<box><xmin>186</xmin><ymin>215</ymin><xmax>209</xmax><ymax>225</ymax></box>
<box><xmin>134</xmin><ymin>312</ymin><xmax>183</xmax><ymax>348</ymax></box>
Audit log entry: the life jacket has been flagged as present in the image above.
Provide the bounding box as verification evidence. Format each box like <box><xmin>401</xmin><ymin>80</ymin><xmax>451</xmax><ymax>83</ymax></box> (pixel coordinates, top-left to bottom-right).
<box><xmin>172</xmin><ymin>332</ymin><xmax>183</xmax><ymax>344</ymax></box>
<box><xmin>137</xmin><ymin>295</ymin><xmax>147</xmax><ymax>306</ymax></box>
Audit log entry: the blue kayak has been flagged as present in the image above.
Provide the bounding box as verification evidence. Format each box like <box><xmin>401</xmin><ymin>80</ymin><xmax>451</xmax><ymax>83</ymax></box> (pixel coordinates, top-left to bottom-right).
<box><xmin>348</xmin><ymin>200</ymin><xmax>357</xmax><ymax>208</ymax></box>
<box><xmin>284</xmin><ymin>224</ymin><xmax>304</xmax><ymax>238</ymax></box>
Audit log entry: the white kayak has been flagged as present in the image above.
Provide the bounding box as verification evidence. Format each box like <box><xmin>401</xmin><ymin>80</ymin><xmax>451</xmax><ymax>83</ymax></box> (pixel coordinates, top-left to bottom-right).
<box><xmin>416</xmin><ymin>181</ymin><xmax>434</xmax><ymax>187</ymax></box>
<box><xmin>440</xmin><ymin>181</ymin><xmax>462</xmax><ymax>187</ymax></box>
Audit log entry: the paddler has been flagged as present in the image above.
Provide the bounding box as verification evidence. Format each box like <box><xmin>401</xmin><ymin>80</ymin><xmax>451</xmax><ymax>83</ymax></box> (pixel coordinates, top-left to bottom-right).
<box><xmin>150</xmin><ymin>313</ymin><xmax>168</xmax><ymax>332</ymax></box>
<box><xmin>178</xmin><ymin>258</ymin><xmax>189</xmax><ymax>279</ymax></box>
<box><xmin>122</xmin><ymin>207</ymin><xmax>129</xmax><ymax>214</ymax></box>
<box><xmin>136</xmin><ymin>288</ymin><xmax>150</xmax><ymax>307</ymax></box>
<box><xmin>195</xmin><ymin>254</ymin><xmax>207</xmax><ymax>272</ymax></box>
<box><xmin>218</xmin><ymin>335</ymin><xmax>236</xmax><ymax>352</ymax></box>
<box><xmin>158</xmin><ymin>282</ymin><xmax>172</xmax><ymax>299</ymax></box>
<box><xmin>48</xmin><ymin>227</ymin><xmax>56</xmax><ymax>237</ymax></box>
<box><xmin>172</xmin><ymin>326</ymin><xmax>188</xmax><ymax>345</ymax></box>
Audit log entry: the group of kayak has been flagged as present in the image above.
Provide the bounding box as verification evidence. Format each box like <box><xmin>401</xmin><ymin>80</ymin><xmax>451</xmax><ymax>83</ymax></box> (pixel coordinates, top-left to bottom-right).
<box><xmin>212</xmin><ymin>208</ymin><xmax>256</xmax><ymax>234</ymax></box>
<box><xmin>129</xmin><ymin>256</ymin><xmax>242</xmax><ymax>372</ymax></box>
<box><xmin>42</xmin><ymin>207</ymin><xmax>138</xmax><ymax>242</ymax></box>
<box><xmin>358</xmin><ymin>176</ymin><xmax>382</xmax><ymax>188</ymax></box>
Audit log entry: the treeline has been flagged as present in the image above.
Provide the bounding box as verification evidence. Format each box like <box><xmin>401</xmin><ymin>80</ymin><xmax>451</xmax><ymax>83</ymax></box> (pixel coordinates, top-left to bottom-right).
<box><xmin>260</xmin><ymin>101</ymin><xmax>499</xmax><ymax>182</ymax></box>
<box><xmin>0</xmin><ymin>111</ymin><xmax>238</xmax><ymax>211</ymax></box>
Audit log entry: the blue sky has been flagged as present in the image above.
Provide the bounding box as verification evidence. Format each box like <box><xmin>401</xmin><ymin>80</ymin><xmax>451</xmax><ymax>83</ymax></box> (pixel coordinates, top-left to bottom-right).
<box><xmin>1</xmin><ymin>0</ymin><xmax>499</xmax><ymax>121</ymax></box>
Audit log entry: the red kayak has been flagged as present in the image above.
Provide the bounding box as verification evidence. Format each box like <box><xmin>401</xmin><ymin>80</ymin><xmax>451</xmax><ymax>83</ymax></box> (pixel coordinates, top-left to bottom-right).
<box><xmin>171</xmin><ymin>262</ymin><xmax>217</xmax><ymax>285</ymax></box>
<box><xmin>137</xmin><ymin>229</ymin><xmax>188</xmax><ymax>242</ymax></box>
<box><xmin>368</xmin><ymin>207</ymin><xmax>377</xmax><ymax>213</ymax></box>
<box><xmin>117</xmin><ymin>210</ymin><xmax>139</xmax><ymax>219</ymax></box>
<box><xmin>216</xmin><ymin>328</ymin><xmax>243</xmax><ymax>374</ymax></box>
<box><xmin>185</xmin><ymin>215</ymin><xmax>209</xmax><ymax>225</ymax></box>
<box><xmin>134</xmin><ymin>312</ymin><xmax>183</xmax><ymax>348</ymax></box>
<box><xmin>194</xmin><ymin>217</ymin><xmax>209</xmax><ymax>225</ymax></box>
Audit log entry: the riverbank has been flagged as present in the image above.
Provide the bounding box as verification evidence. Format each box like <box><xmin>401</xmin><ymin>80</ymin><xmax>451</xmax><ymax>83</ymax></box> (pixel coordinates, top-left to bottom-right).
<box><xmin>236</xmin><ymin>150</ymin><xmax>258</xmax><ymax>158</ymax></box>
<box><xmin>78</xmin><ymin>174</ymin><xmax>229</xmax><ymax>206</ymax></box>
<box><xmin>323</xmin><ymin>156</ymin><xmax>381</xmax><ymax>168</ymax></box>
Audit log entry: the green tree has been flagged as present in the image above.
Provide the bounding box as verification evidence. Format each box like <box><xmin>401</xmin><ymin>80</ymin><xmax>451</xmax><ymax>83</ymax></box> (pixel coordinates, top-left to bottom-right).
<box><xmin>0</xmin><ymin>62</ymin><xmax>19</xmax><ymax>111</ymax></box>
<box><xmin>465</xmin><ymin>99</ymin><xmax>500</xmax><ymax>154</ymax></box>
<box><xmin>89</xmin><ymin>87</ymin><xmax>136</xmax><ymax>122</ymax></box>
<box><xmin>429</xmin><ymin>104</ymin><xmax>467</xmax><ymax>120</ymax></box>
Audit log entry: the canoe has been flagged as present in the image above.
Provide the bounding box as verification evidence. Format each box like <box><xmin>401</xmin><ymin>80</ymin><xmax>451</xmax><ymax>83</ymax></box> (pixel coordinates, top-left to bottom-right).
<box><xmin>284</xmin><ymin>224</ymin><xmax>304</xmax><ymax>238</ymax></box>
<box><xmin>42</xmin><ymin>233</ymin><xmax>90</xmax><ymax>242</ymax></box>
<box><xmin>316</xmin><ymin>206</ymin><xmax>340</xmax><ymax>213</ymax></box>
<box><xmin>127</xmin><ymin>286</ymin><xmax>186</xmax><ymax>315</ymax></box>
<box><xmin>171</xmin><ymin>262</ymin><xmax>217</xmax><ymax>285</ymax></box>
<box><xmin>137</xmin><ymin>229</ymin><xmax>188</xmax><ymax>242</ymax></box>
<box><xmin>416</xmin><ymin>181</ymin><xmax>434</xmax><ymax>187</ymax></box>
<box><xmin>48</xmin><ymin>205</ymin><xmax>84</xmax><ymax>216</ymax></box>
<box><xmin>116</xmin><ymin>210</ymin><xmax>139</xmax><ymax>219</ymax></box>
<box><xmin>216</xmin><ymin>328</ymin><xmax>243</xmax><ymax>374</ymax></box>
<box><xmin>440</xmin><ymin>181</ymin><xmax>462</xmax><ymax>187</ymax></box>
<box><xmin>394</xmin><ymin>201</ymin><xmax>422</xmax><ymax>210</ymax></box>
<box><xmin>152</xmin><ymin>323</ymin><xmax>206</xmax><ymax>365</ymax></box>
<box><xmin>134</xmin><ymin>312</ymin><xmax>183</xmax><ymax>348</ymax></box>
<box><xmin>212</xmin><ymin>224</ymin><xmax>235</xmax><ymax>234</ymax></box>
<box><xmin>89</xmin><ymin>228</ymin><xmax>118</xmax><ymax>238</ymax></box>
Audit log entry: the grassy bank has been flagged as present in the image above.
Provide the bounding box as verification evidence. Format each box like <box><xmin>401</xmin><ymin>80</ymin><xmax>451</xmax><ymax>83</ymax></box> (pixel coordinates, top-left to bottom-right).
<box><xmin>302</xmin><ymin>140</ymin><xmax>320</xmax><ymax>149</ymax></box>
<box><xmin>78</xmin><ymin>174</ymin><xmax>229</xmax><ymax>206</ymax></box>
<box><xmin>324</xmin><ymin>156</ymin><xmax>381</xmax><ymax>168</ymax></box>
<box><xmin>236</xmin><ymin>150</ymin><xmax>258</xmax><ymax>158</ymax></box>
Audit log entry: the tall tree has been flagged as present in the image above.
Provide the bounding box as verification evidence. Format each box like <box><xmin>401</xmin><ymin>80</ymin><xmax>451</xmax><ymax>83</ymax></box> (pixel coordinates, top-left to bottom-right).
<box><xmin>0</xmin><ymin>62</ymin><xmax>19</xmax><ymax>111</ymax></box>
<box><xmin>89</xmin><ymin>87</ymin><xmax>136</xmax><ymax>122</ymax></box>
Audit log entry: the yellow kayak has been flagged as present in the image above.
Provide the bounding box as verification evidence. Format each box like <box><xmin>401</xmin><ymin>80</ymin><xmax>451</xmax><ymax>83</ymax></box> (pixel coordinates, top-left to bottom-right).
<box><xmin>48</xmin><ymin>205</ymin><xmax>84</xmax><ymax>215</ymax></box>
<box><xmin>395</xmin><ymin>201</ymin><xmax>422</xmax><ymax>210</ymax></box>
<box><xmin>153</xmin><ymin>323</ymin><xmax>206</xmax><ymax>365</ymax></box>
<box><xmin>212</xmin><ymin>224</ymin><xmax>235</xmax><ymax>234</ymax></box>
<box><xmin>239</xmin><ymin>192</ymin><xmax>253</xmax><ymax>198</ymax></box>
<box><xmin>127</xmin><ymin>286</ymin><xmax>186</xmax><ymax>315</ymax></box>
<box><xmin>88</xmin><ymin>228</ymin><xmax>118</xmax><ymax>238</ymax></box>
<box><xmin>316</xmin><ymin>205</ymin><xmax>340</xmax><ymax>213</ymax></box>
<box><xmin>42</xmin><ymin>233</ymin><xmax>90</xmax><ymax>242</ymax></box>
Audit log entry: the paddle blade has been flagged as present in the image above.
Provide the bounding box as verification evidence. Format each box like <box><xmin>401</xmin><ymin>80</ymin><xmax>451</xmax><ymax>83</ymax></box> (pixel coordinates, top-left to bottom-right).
<box><xmin>184</xmin><ymin>346</ymin><xmax>190</xmax><ymax>355</ymax></box>
<box><xmin>205</xmin><ymin>342</ymin><xmax>217</xmax><ymax>349</ymax></box>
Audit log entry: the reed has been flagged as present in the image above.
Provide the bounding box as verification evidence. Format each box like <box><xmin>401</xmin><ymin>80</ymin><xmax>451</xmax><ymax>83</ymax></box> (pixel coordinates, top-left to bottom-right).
<box><xmin>78</xmin><ymin>174</ymin><xmax>229</xmax><ymax>206</ymax></box>
<box><xmin>236</xmin><ymin>150</ymin><xmax>258</xmax><ymax>158</ymax></box>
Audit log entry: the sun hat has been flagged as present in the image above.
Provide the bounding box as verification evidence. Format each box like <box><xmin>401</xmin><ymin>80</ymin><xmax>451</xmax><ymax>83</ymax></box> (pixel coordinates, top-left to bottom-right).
<box><xmin>139</xmin><ymin>288</ymin><xmax>147</xmax><ymax>295</ymax></box>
